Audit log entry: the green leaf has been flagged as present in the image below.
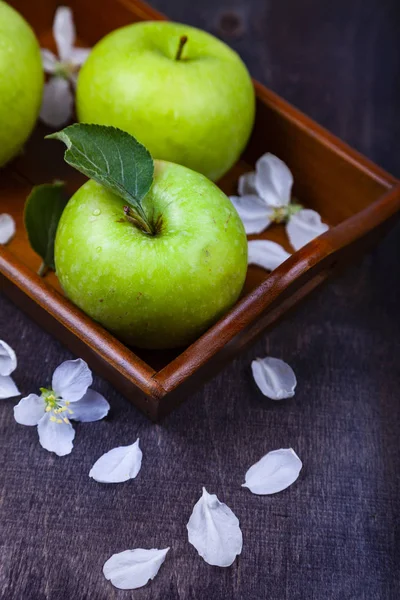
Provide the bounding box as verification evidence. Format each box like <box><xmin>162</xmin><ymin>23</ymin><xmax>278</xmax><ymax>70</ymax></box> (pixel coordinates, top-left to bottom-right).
<box><xmin>46</xmin><ymin>124</ymin><xmax>154</xmax><ymax>233</ymax></box>
<box><xmin>24</xmin><ymin>182</ymin><xmax>68</xmax><ymax>274</ymax></box>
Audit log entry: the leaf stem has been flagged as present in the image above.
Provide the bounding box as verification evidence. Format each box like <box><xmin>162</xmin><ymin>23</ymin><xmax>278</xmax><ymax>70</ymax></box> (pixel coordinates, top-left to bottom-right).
<box><xmin>123</xmin><ymin>206</ymin><xmax>154</xmax><ymax>235</ymax></box>
<box><xmin>175</xmin><ymin>36</ymin><xmax>188</xmax><ymax>61</ymax></box>
<box><xmin>38</xmin><ymin>262</ymin><xmax>49</xmax><ymax>277</ymax></box>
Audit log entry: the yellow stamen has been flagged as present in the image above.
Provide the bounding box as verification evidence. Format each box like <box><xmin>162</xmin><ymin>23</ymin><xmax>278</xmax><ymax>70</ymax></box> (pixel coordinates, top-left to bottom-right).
<box><xmin>56</xmin><ymin>418</ymin><xmax>63</xmax><ymax>424</ymax></box>
<box><xmin>63</xmin><ymin>417</ymin><xmax>70</xmax><ymax>424</ymax></box>
<box><xmin>45</xmin><ymin>406</ymin><xmax>52</xmax><ymax>412</ymax></box>
<box><xmin>50</xmin><ymin>416</ymin><xmax>57</xmax><ymax>422</ymax></box>
<box><xmin>65</xmin><ymin>401</ymin><xmax>70</xmax><ymax>406</ymax></box>
<box><xmin>68</xmin><ymin>409</ymin><xmax>73</xmax><ymax>415</ymax></box>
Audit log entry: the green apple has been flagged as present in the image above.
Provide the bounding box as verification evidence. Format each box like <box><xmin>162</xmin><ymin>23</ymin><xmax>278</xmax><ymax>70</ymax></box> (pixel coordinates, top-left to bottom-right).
<box><xmin>0</xmin><ymin>1</ymin><xmax>43</xmax><ymax>167</ymax></box>
<box><xmin>55</xmin><ymin>160</ymin><xmax>247</xmax><ymax>349</ymax></box>
<box><xmin>76</xmin><ymin>21</ymin><xmax>255</xmax><ymax>181</ymax></box>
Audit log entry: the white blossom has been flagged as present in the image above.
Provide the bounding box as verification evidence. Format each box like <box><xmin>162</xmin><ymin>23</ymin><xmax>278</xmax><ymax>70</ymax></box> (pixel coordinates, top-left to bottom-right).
<box><xmin>0</xmin><ymin>341</ymin><xmax>20</xmax><ymax>399</ymax></box>
<box><xmin>0</xmin><ymin>214</ymin><xmax>16</xmax><ymax>245</ymax></box>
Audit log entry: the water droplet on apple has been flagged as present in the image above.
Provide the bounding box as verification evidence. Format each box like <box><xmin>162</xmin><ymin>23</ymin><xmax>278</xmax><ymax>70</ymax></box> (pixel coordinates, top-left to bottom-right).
<box><xmin>93</xmin><ymin>209</ymin><xmax>101</xmax><ymax>216</ymax></box>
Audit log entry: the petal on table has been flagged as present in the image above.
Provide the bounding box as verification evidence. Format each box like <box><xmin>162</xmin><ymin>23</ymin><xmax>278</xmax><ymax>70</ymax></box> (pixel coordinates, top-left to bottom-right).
<box><xmin>255</xmin><ymin>153</ymin><xmax>293</xmax><ymax>207</ymax></box>
<box><xmin>286</xmin><ymin>209</ymin><xmax>329</xmax><ymax>251</ymax></box>
<box><xmin>69</xmin><ymin>46</ymin><xmax>91</xmax><ymax>66</ymax></box>
<box><xmin>0</xmin><ymin>340</ymin><xmax>17</xmax><ymax>376</ymax></box>
<box><xmin>251</xmin><ymin>356</ymin><xmax>297</xmax><ymax>400</ymax></box>
<box><xmin>37</xmin><ymin>412</ymin><xmax>75</xmax><ymax>456</ymax></box>
<box><xmin>39</xmin><ymin>77</ymin><xmax>74</xmax><ymax>128</ymax></box>
<box><xmin>52</xmin><ymin>358</ymin><xmax>93</xmax><ymax>403</ymax></box>
<box><xmin>187</xmin><ymin>487</ymin><xmax>243</xmax><ymax>567</ymax></box>
<box><xmin>54</xmin><ymin>6</ymin><xmax>75</xmax><ymax>62</ymax></box>
<box><xmin>103</xmin><ymin>547</ymin><xmax>170</xmax><ymax>590</ymax></box>
<box><xmin>68</xmin><ymin>388</ymin><xmax>110</xmax><ymax>422</ymax></box>
<box><xmin>89</xmin><ymin>439</ymin><xmax>142</xmax><ymax>483</ymax></box>
<box><xmin>0</xmin><ymin>376</ymin><xmax>20</xmax><ymax>400</ymax></box>
<box><xmin>248</xmin><ymin>240</ymin><xmax>291</xmax><ymax>271</ymax></box>
<box><xmin>40</xmin><ymin>48</ymin><xmax>58</xmax><ymax>73</ymax></box>
<box><xmin>0</xmin><ymin>214</ymin><xmax>16</xmax><ymax>245</ymax></box>
<box><xmin>14</xmin><ymin>394</ymin><xmax>45</xmax><ymax>424</ymax></box>
<box><xmin>243</xmin><ymin>448</ymin><xmax>302</xmax><ymax>495</ymax></box>
<box><xmin>230</xmin><ymin>195</ymin><xmax>273</xmax><ymax>235</ymax></box>
<box><xmin>238</xmin><ymin>171</ymin><xmax>257</xmax><ymax>196</ymax></box>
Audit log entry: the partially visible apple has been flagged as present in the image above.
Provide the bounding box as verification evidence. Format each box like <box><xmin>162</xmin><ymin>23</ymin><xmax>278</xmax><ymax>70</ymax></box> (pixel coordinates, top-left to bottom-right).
<box><xmin>0</xmin><ymin>1</ymin><xmax>43</xmax><ymax>167</ymax></box>
<box><xmin>55</xmin><ymin>160</ymin><xmax>247</xmax><ymax>349</ymax></box>
<box><xmin>76</xmin><ymin>21</ymin><xmax>255</xmax><ymax>181</ymax></box>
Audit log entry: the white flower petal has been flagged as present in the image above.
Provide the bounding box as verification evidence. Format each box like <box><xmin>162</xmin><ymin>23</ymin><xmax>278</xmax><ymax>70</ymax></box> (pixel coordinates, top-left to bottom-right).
<box><xmin>251</xmin><ymin>356</ymin><xmax>297</xmax><ymax>400</ymax></box>
<box><xmin>52</xmin><ymin>358</ymin><xmax>93</xmax><ymax>403</ymax></box>
<box><xmin>69</xmin><ymin>46</ymin><xmax>91</xmax><ymax>67</ymax></box>
<box><xmin>103</xmin><ymin>548</ymin><xmax>169</xmax><ymax>590</ymax></box>
<box><xmin>0</xmin><ymin>214</ymin><xmax>16</xmax><ymax>245</ymax></box>
<box><xmin>0</xmin><ymin>375</ymin><xmax>20</xmax><ymax>400</ymax></box>
<box><xmin>187</xmin><ymin>488</ymin><xmax>243</xmax><ymax>567</ymax></box>
<box><xmin>54</xmin><ymin>6</ymin><xmax>75</xmax><ymax>62</ymax></box>
<box><xmin>238</xmin><ymin>171</ymin><xmax>257</xmax><ymax>196</ymax></box>
<box><xmin>40</xmin><ymin>48</ymin><xmax>58</xmax><ymax>73</ymax></box>
<box><xmin>39</xmin><ymin>77</ymin><xmax>74</xmax><ymax>128</ymax></box>
<box><xmin>248</xmin><ymin>240</ymin><xmax>291</xmax><ymax>271</ymax></box>
<box><xmin>255</xmin><ymin>153</ymin><xmax>293</xmax><ymax>207</ymax></box>
<box><xmin>37</xmin><ymin>412</ymin><xmax>75</xmax><ymax>456</ymax></box>
<box><xmin>68</xmin><ymin>388</ymin><xmax>110</xmax><ymax>422</ymax></box>
<box><xmin>243</xmin><ymin>448</ymin><xmax>302</xmax><ymax>495</ymax></box>
<box><xmin>14</xmin><ymin>394</ymin><xmax>45</xmax><ymax>424</ymax></box>
<box><xmin>286</xmin><ymin>209</ymin><xmax>329</xmax><ymax>251</ymax></box>
<box><xmin>0</xmin><ymin>340</ymin><xmax>17</xmax><ymax>376</ymax></box>
<box><xmin>230</xmin><ymin>195</ymin><xmax>273</xmax><ymax>235</ymax></box>
<box><xmin>89</xmin><ymin>439</ymin><xmax>142</xmax><ymax>483</ymax></box>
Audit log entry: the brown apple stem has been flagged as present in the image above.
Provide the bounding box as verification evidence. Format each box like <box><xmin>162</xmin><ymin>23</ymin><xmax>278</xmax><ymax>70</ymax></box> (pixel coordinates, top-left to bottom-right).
<box><xmin>123</xmin><ymin>206</ymin><xmax>153</xmax><ymax>235</ymax></box>
<box><xmin>38</xmin><ymin>262</ymin><xmax>49</xmax><ymax>277</ymax></box>
<box><xmin>175</xmin><ymin>35</ymin><xmax>188</xmax><ymax>61</ymax></box>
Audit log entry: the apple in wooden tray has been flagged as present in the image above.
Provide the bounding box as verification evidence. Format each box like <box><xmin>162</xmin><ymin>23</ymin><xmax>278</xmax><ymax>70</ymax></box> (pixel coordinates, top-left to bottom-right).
<box><xmin>76</xmin><ymin>21</ymin><xmax>255</xmax><ymax>181</ymax></box>
<box><xmin>0</xmin><ymin>0</ymin><xmax>43</xmax><ymax>167</ymax></box>
<box><xmin>28</xmin><ymin>125</ymin><xmax>247</xmax><ymax>350</ymax></box>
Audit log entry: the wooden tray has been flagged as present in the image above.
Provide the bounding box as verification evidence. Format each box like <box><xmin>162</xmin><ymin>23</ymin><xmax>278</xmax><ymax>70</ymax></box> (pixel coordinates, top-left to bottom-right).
<box><xmin>2</xmin><ymin>0</ymin><xmax>400</xmax><ymax>420</ymax></box>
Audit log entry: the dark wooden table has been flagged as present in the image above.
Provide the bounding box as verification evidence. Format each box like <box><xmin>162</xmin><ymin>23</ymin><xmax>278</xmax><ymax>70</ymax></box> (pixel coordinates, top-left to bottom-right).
<box><xmin>1</xmin><ymin>1</ymin><xmax>399</xmax><ymax>598</ymax></box>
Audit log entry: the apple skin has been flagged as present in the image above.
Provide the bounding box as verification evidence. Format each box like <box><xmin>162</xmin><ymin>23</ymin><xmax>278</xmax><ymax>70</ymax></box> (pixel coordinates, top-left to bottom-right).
<box><xmin>54</xmin><ymin>160</ymin><xmax>248</xmax><ymax>349</ymax></box>
<box><xmin>76</xmin><ymin>21</ymin><xmax>255</xmax><ymax>182</ymax></box>
<box><xmin>0</xmin><ymin>1</ymin><xmax>43</xmax><ymax>167</ymax></box>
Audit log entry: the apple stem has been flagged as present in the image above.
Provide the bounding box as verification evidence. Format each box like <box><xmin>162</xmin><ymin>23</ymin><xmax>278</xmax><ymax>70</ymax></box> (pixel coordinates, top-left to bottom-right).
<box><xmin>38</xmin><ymin>262</ymin><xmax>49</xmax><ymax>277</ymax></box>
<box><xmin>175</xmin><ymin>35</ymin><xmax>188</xmax><ymax>61</ymax></box>
<box><xmin>123</xmin><ymin>206</ymin><xmax>154</xmax><ymax>235</ymax></box>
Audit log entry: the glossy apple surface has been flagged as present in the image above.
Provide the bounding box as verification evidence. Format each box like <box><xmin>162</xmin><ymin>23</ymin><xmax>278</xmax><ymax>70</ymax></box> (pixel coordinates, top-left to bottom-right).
<box><xmin>55</xmin><ymin>160</ymin><xmax>248</xmax><ymax>349</ymax></box>
<box><xmin>0</xmin><ymin>1</ymin><xmax>43</xmax><ymax>167</ymax></box>
<box><xmin>76</xmin><ymin>21</ymin><xmax>255</xmax><ymax>181</ymax></box>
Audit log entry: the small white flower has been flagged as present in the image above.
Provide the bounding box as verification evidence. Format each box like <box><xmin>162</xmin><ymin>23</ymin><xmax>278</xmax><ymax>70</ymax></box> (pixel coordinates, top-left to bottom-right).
<box><xmin>230</xmin><ymin>154</ymin><xmax>328</xmax><ymax>249</ymax></box>
<box><xmin>14</xmin><ymin>358</ymin><xmax>109</xmax><ymax>456</ymax></box>
<box><xmin>0</xmin><ymin>340</ymin><xmax>20</xmax><ymax>399</ymax></box>
<box><xmin>40</xmin><ymin>6</ymin><xmax>90</xmax><ymax>128</ymax></box>
<box><xmin>0</xmin><ymin>214</ymin><xmax>16</xmax><ymax>245</ymax></box>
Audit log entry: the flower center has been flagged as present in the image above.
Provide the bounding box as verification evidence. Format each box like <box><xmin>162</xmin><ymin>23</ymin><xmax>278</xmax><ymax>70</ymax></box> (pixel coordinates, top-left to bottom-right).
<box><xmin>40</xmin><ymin>387</ymin><xmax>73</xmax><ymax>424</ymax></box>
<box><xmin>54</xmin><ymin>60</ymin><xmax>77</xmax><ymax>79</ymax></box>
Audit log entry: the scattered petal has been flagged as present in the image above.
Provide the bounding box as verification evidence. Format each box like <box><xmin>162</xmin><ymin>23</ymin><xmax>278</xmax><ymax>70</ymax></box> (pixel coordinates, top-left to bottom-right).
<box><xmin>37</xmin><ymin>412</ymin><xmax>75</xmax><ymax>456</ymax></box>
<box><xmin>0</xmin><ymin>340</ymin><xmax>17</xmax><ymax>376</ymax></box>
<box><xmin>251</xmin><ymin>356</ymin><xmax>297</xmax><ymax>400</ymax></box>
<box><xmin>0</xmin><ymin>214</ymin><xmax>16</xmax><ymax>245</ymax></box>
<box><xmin>187</xmin><ymin>488</ymin><xmax>243</xmax><ymax>567</ymax></box>
<box><xmin>243</xmin><ymin>448</ymin><xmax>302</xmax><ymax>495</ymax></box>
<box><xmin>69</xmin><ymin>46</ymin><xmax>91</xmax><ymax>66</ymax></box>
<box><xmin>54</xmin><ymin>6</ymin><xmax>75</xmax><ymax>62</ymax></box>
<box><xmin>68</xmin><ymin>388</ymin><xmax>110</xmax><ymax>422</ymax></box>
<box><xmin>230</xmin><ymin>195</ymin><xmax>273</xmax><ymax>235</ymax></box>
<box><xmin>238</xmin><ymin>171</ymin><xmax>256</xmax><ymax>196</ymax></box>
<box><xmin>0</xmin><ymin>376</ymin><xmax>20</xmax><ymax>400</ymax></box>
<box><xmin>39</xmin><ymin>77</ymin><xmax>74</xmax><ymax>128</ymax></box>
<box><xmin>248</xmin><ymin>240</ymin><xmax>291</xmax><ymax>271</ymax></box>
<box><xmin>103</xmin><ymin>548</ymin><xmax>169</xmax><ymax>590</ymax></box>
<box><xmin>286</xmin><ymin>208</ymin><xmax>329</xmax><ymax>251</ymax></box>
<box><xmin>89</xmin><ymin>439</ymin><xmax>142</xmax><ymax>483</ymax></box>
<box><xmin>255</xmin><ymin>153</ymin><xmax>293</xmax><ymax>207</ymax></box>
<box><xmin>41</xmin><ymin>48</ymin><xmax>58</xmax><ymax>73</ymax></box>
<box><xmin>52</xmin><ymin>358</ymin><xmax>92</xmax><ymax>403</ymax></box>
<box><xmin>14</xmin><ymin>394</ymin><xmax>45</xmax><ymax>424</ymax></box>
